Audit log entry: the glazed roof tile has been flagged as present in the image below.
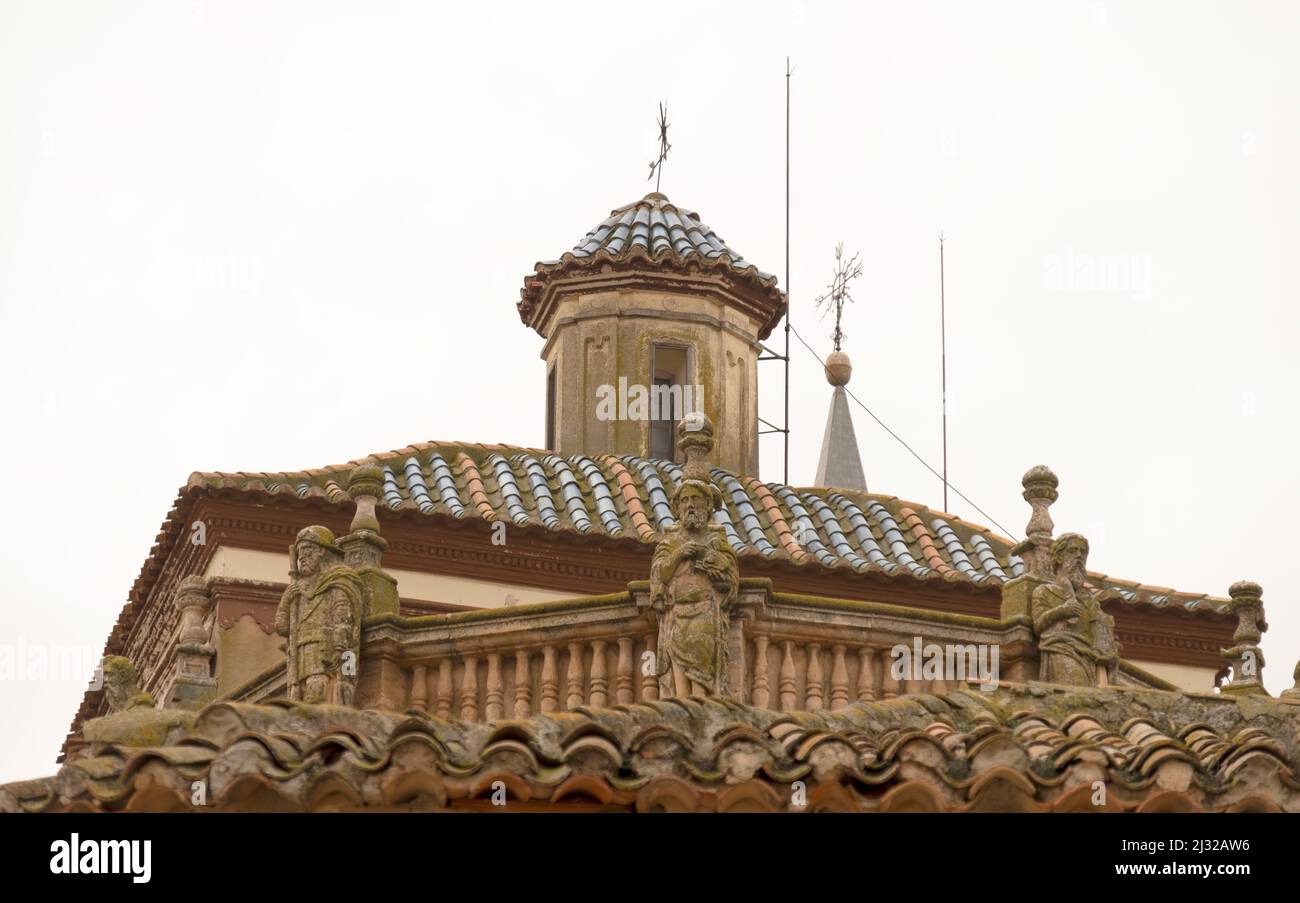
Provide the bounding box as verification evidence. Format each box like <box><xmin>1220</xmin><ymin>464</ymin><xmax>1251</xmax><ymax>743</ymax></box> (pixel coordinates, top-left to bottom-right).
<box><xmin>183</xmin><ymin>441</ymin><xmax>1230</xmax><ymax>613</ymax></box>
<box><xmin>519</xmin><ymin>193</ymin><xmax>786</xmax><ymax>337</ymax></box>
<box><xmin>542</xmin><ymin>192</ymin><xmax>771</xmax><ymax>275</ymax></box>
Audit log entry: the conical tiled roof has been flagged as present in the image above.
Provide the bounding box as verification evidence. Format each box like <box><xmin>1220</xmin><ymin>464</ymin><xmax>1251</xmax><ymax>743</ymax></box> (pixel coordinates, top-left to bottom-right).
<box><xmin>519</xmin><ymin>192</ymin><xmax>786</xmax><ymax>337</ymax></box>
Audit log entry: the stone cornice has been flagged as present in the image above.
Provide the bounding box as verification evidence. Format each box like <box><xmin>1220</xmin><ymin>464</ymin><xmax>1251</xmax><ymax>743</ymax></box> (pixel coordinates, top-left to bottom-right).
<box><xmin>523</xmin><ymin>263</ymin><xmax>785</xmax><ymax>341</ymax></box>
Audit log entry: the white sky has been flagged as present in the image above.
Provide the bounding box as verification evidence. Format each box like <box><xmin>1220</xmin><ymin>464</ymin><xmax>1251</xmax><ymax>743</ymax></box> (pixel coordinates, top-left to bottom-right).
<box><xmin>1</xmin><ymin>1</ymin><xmax>1297</xmax><ymax>784</ymax></box>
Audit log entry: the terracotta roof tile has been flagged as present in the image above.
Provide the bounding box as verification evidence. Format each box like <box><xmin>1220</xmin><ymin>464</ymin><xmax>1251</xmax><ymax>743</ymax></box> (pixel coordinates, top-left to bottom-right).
<box><xmin>14</xmin><ymin>684</ymin><xmax>1300</xmax><ymax>813</ymax></box>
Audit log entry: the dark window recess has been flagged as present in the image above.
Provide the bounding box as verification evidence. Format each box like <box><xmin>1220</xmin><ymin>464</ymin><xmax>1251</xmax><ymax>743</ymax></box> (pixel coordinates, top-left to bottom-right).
<box><xmin>648</xmin><ymin>375</ymin><xmax>675</xmax><ymax>460</ymax></box>
<box><xmin>649</xmin><ymin>344</ymin><xmax>690</xmax><ymax>461</ymax></box>
<box><xmin>545</xmin><ymin>365</ymin><xmax>557</xmax><ymax>451</ymax></box>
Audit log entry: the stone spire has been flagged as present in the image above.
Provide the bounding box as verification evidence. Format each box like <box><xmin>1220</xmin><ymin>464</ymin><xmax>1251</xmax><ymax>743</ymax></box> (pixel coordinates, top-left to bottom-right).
<box><xmin>813</xmin><ymin>351</ymin><xmax>867</xmax><ymax>491</ymax></box>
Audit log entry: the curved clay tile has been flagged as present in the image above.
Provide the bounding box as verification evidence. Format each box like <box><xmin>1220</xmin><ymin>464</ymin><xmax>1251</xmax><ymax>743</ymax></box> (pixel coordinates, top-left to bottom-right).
<box><xmin>745</xmin><ymin>477</ymin><xmax>806</xmax><ymax>560</ymax></box>
<box><xmin>878</xmin><ymin>780</ymin><xmax>947</xmax><ymax>813</ymax></box>
<box><xmin>467</xmin><ymin>771</ymin><xmax>532</xmax><ymax>803</ymax></box>
<box><xmin>600</xmin><ymin>456</ymin><xmax>654</xmax><ymax>539</ymax></box>
<box><xmin>899</xmin><ymin>507</ymin><xmax>959</xmax><ymax>579</ymax></box>
<box><xmin>454</xmin><ymin>453</ymin><xmax>497</xmax><ymax>521</ymax></box>
<box><xmin>635</xmin><ymin>775</ymin><xmax>701</xmax><ymax>813</ymax></box>
<box><xmin>715</xmin><ymin>780</ymin><xmax>785</xmax><ymax>813</ymax></box>
<box><xmin>379</xmin><ymin>770</ymin><xmax>448</xmax><ymax>809</ymax></box>
<box><xmin>1135</xmin><ymin>789</ymin><xmax>1201</xmax><ymax>813</ymax></box>
<box><xmin>550</xmin><ymin>774</ymin><xmax>619</xmax><ymax>806</ymax></box>
<box><xmin>964</xmin><ymin>766</ymin><xmax>1041</xmax><ymax>812</ymax></box>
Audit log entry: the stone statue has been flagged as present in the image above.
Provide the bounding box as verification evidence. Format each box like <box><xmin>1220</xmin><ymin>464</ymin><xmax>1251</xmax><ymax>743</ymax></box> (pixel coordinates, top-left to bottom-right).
<box><xmin>81</xmin><ymin>655</ymin><xmax>194</xmax><ymax>751</ymax></box>
<box><xmin>650</xmin><ymin>415</ymin><xmax>740</xmax><ymax>698</ymax></box>
<box><xmin>276</xmin><ymin>526</ymin><xmax>365</xmax><ymax>705</ymax></box>
<box><xmin>102</xmin><ymin>655</ymin><xmax>155</xmax><ymax>713</ymax></box>
<box><xmin>1031</xmin><ymin>533</ymin><xmax>1119</xmax><ymax>686</ymax></box>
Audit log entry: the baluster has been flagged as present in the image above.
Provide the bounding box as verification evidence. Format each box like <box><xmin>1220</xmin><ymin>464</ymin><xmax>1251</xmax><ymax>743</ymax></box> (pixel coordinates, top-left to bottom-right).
<box><xmin>514</xmin><ymin>649</ymin><xmax>532</xmax><ymax>718</ymax></box>
<box><xmin>565</xmin><ymin>642</ymin><xmax>584</xmax><ymax>709</ymax></box>
<box><xmin>615</xmin><ymin>637</ymin><xmax>634</xmax><ymax>705</ymax></box>
<box><xmin>410</xmin><ymin>664</ymin><xmax>429</xmax><ymax>712</ymax></box>
<box><xmin>805</xmin><ymin>643</ymin><xmax>824</xmax><ymax>710</ymax></box>
<box><xmin>856</xmin><ymin>647</ymin><xmax>877</xmax><ymax>702</ymax></box>
<box><xmin>485</xmin><ymin>653</ymin><xmax>504</xmax><ymax>721</ymax></box>
<box><xmin>880</xmin><ymin>647</ymin><xmax>899</xmax><ymax>699</ymax></box>
<box><xmin>540</xmin><ymin>645</ymin><xmax>559</xmax><ymax>713</ymax></box>
<box><xmin>641</xmin><ymin>633</ymin><xmax>659</xmax><ymax>701</ymax></box>
<box><xmin>590</xmin><ymin>640</ymin><xmax>608</xmax><ymax>707</ymax></box>
<box><xmin>779</xmin><ymin>641</ymin><xmax>796</xmax><ymax>711</ymax></box>
<box><xmin>830</xmin><ymin>645</ymin><xmax>849</xmax><ymax>709</ymax></box>
<box><xmin>436</xmin><ymin>659</ymin><xmax>453</xmax><ymax>718</ymax></box>
<box><xmin>751</xmin><ymin>636</ymin><xmax>770</xmax><ymax>708</ymax></box>
<box><xmin>460</xmin><ymin>655</ymin><xmax>479</xmax><ymax>721</ymax></box>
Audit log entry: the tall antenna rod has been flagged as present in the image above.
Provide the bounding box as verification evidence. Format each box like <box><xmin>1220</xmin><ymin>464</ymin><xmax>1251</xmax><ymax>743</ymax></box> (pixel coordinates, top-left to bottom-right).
<box><xmin>939</xmin><ymin>231</ymin><xmax>949</xmax><ymax>512</ymax></box>
<box><xmin>783</xmin><ymin>57</ymin><xmax>792</xmax><ymax>485</ymax></box>
<box><xmin>757</xmin><ymin>61</ymin><xmax>793</xmax><ymax>476</ymax></box>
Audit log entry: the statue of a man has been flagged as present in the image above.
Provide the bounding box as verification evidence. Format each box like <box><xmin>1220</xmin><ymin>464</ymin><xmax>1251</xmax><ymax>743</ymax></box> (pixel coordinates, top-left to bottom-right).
<box><xmin>275</xmin><ymin>526</ymin><xmax>365</xmax><ymax>705</ymax></box>
<box><xmin>650</xmin><ymin>478</ymin><xmax>740</xmax><ymax>698</ymax></box>
<box><xmin>1031</xmin><ymin>533</ymin><xmax>1119</xmax><ymax>686</ymax></box>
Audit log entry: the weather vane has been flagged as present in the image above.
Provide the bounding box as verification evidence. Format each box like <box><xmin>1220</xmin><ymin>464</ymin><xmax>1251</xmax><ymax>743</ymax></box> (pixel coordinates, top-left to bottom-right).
<box><xmin>647</xmin><ymin>102</ymin><xmax>671</xmax><ymax>192</ymax></box>
<box><xmin>813</xmin><ymin>242</ymin><xmax>864</xmax><ymax>351</ymax></box>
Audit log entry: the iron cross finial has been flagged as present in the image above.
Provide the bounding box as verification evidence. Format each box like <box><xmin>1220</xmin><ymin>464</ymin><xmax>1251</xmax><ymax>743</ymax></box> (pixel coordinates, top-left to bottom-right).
<box><xmin>647</xmin><ymin>102</ymin><xmax>671</xmax><ymax>192</ymax></box>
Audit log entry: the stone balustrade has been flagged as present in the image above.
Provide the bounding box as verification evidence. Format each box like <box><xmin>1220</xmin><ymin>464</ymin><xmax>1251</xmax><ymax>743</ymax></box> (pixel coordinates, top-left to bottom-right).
<box><xmin>337</xmin><ymin>578</ymin><xmax>1042</xmax><ymax>721</ymax></box>
<box><xmin>223</xmin><ymin>575</ymin><xmax>1180</xmax><ymax>719</ymax></box>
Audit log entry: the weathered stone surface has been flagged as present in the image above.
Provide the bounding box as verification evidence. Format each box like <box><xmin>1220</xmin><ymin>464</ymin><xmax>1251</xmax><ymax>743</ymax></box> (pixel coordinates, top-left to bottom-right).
<box><xmin>1220</xmin><ymin>579</ymin><xmax>1268</xmax><ymax>697</ymax></box>
<box><xmin>650</xmin><ymin>415</ymin><xmax>740</xmax><ymax>698</ymax></box>
<box><xmin>13</xmin><ymin>682</ymin><xmax>1300</xmax><ymax>813</ymax></box>
<box><xmin>276</xmin><ymin>526</ymin><xmax>365</xmax><ymax>705</ymax></box>
<box><xmin>1031</xmin><ymin>534</ymin><xmax>1119</xmax><ymax>686</ymax></box>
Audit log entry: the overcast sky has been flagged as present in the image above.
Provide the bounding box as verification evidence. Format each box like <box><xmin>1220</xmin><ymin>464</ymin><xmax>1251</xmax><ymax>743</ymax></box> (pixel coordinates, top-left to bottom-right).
<box><xmin>1</xmin><ymin>1</ymin><xmax>1297</xmax><ymax>783</ymax></box>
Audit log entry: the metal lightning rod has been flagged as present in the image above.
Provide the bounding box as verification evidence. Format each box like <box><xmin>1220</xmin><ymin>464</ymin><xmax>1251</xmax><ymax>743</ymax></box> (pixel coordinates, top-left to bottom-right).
<box><xmin>757</xmin><ymin>61</ymin><xmax>794</xmax><ymax>478</ymax></box>
<box><xmin>939</xmin><ymin>231</ymin><xmax>949</xmax><ymax>512</ymax></box>
<box><xmin>783</xmin><ymin>57</ymin><xmax>792</xmax><ymax>485</ymax></box>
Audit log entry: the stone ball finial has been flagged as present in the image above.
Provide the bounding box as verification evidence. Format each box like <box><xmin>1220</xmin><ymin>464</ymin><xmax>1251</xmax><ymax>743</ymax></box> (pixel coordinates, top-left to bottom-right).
<box><xmin>1021</xmin><ymin>465</ymin><xmax>1059</xmax><ymax>502</ymax></box>
<box><xmin>175</xmin><ymin>574</ymin><xmax>209</xmax><ymax>599</ymax></box>
<box><xmin>677</xmin><ymin>410</ymin><xmax>714</xmax><ymax>446</ymax></box>
<box><xmin>347</xmin><ymin>463</ymin><xmax>385</xmax><ymax>534</ymax></box>
<box><xmin>677</xmin><ymin>411</ymin><xmax>715</xmax><ymax>483</ymax></box>
<box><xmin>1229</xmin><ymin>580</ymin><xmax>1263</xmax><ymax>603</ymax></box>
<box><xmin>1226</xmin><ymin>580</ymin><xmax>1265</xmax><ymax>644</ymax></box>
<box><xmin>825</xmin><ymin>351</ymin><xmax>852</xmax><ymax>387</ymax></box>
<box><xmin>347</xmin><ymin>462</ymin><xmax>384</xmax><ymax>501</ymax></box>
<box><xmin>174</xmin><ymin>576</ymin><xmax>212</xmax><ymax>645</ymax></box>
<box><xmin>174</xmin><ymin>575</ymin><xmax>211</xmax><ymax>614</ymax></box>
